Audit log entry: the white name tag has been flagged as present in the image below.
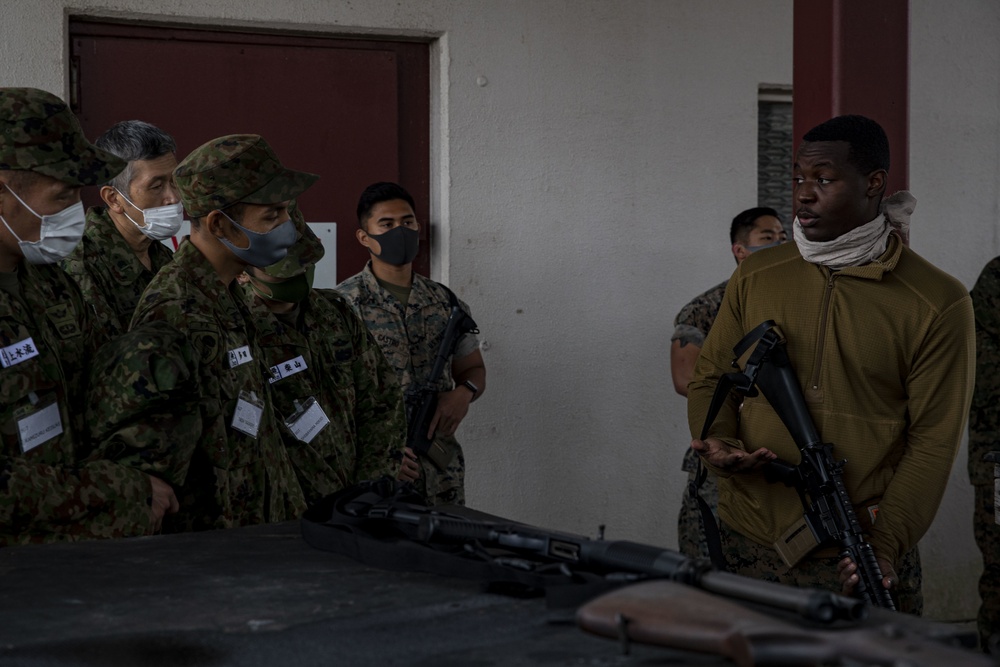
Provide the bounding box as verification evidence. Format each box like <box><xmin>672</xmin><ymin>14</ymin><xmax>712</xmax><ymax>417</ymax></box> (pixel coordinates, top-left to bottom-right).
<box><xmin>269</xmin><ymin>355</ymin><xmax>308</xmax><ymax>384</ymax></box>
<box><xmin>1</xmin><ymin>337</ymin><xmax>40</xmax><ymax>368</ymax></box>
<box><xmin>18</xmin><ymin>401</ymin><xmax>63</xmax><ymax>452</ymax></box>
<box><xmin>228</xmin><ymin>345</ymin><xmax>253</xmax><ymax>368</ymax></box>
<box><xmin>287</xmin><ymin>398</ymin><xmax>330</xmax><ymax>444</ymax></box>
<box><xmin>232</xmin><ymin>396</ymin><xmax>263</xmax><ymax>438</ymax></box>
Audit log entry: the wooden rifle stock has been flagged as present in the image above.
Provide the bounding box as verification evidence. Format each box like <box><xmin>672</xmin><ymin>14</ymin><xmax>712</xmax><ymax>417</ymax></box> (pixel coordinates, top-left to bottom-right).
<box><xmin>577</xmin><ymin>580</ymin><xmax>993</xmax><ymax>667</ymax></box>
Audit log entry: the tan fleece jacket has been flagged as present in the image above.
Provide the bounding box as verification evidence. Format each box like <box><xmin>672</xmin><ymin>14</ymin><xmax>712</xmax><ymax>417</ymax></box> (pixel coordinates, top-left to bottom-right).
<box><xmin>688</xmin><ymin>234</ymin><xmax>974</xmax><ymax>567</ymax></box>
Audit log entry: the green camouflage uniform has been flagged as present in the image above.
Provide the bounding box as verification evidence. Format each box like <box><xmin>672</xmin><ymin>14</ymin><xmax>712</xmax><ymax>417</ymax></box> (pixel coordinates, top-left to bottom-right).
<box><xmin>719</xmin><ymin>521</ymin><xmax>924</xmax><ymax>615</ymax></box>
<box><xmin>970</xmin><ymin>256</ymin><xmax>1000</xmax><ymax>649</ymax></box>
<box><xmin>337</xmin><ymin>262</ymin><xmax>479</xmax><ymax>505</ymax></box>
<box><xmin>90</xmin><ymin>134</ymin><xmax>319</xmax><ymax>532</ymax></box>
<box><xmin>670</xmin><ymin>280</ymin><xmax>725</xmax><ymax>559</ymax></box>
<box><xmin>242</xmin><ymin>217</ymin><xmax>406</xmax><ymax>506</ymax></box>
<box><xmin>61</xmin><ymin>206</ymin><xmax>174</xmax><ymax>338</ymax></box>
<box><xmin>0</xmin><ymin>87</ymin><xmax>158</xmax><ymax>544</ymax></box>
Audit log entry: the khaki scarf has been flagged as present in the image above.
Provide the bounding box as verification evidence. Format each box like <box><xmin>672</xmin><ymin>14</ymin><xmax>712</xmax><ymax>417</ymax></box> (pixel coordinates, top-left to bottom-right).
<box><xmin>794</xmin><ymin>191</ymin><xmax>915</xmax><ymax>269</ymax></box>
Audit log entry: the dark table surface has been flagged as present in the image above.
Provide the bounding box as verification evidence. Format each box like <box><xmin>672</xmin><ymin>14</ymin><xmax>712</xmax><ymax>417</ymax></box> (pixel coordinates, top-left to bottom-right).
<box><xmin>0</xmin><ymin>521</ymin><xmax>706</xmax><ymax>667</ymax></box>
<box><xmin>1</xmin><ymin>519</ymin><xmax>988</xmax><ymax>667</ymax></box>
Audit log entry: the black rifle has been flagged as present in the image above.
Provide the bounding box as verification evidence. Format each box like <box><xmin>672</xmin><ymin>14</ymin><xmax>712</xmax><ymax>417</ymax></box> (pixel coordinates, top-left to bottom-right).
<box><xmin>700</xmin><ymin>320</ymin><xmax>896</xmax><ymax>610</ymax></box>
<box><xmin>404</xmin><ymin>292</ymin><xmax>478</xmax><ymax>470</ymax></box>
<box><xmin>338</xmin><ymin>482</ymin><xmax>867</xmax><ymax>625</ymax></box>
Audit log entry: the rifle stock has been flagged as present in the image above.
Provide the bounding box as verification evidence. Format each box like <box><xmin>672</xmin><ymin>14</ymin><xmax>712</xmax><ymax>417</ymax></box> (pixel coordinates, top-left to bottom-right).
<box><xmin>577</xmin><ymin>580</ymin><xmax>993</xmax><ymax>667</ymax></box>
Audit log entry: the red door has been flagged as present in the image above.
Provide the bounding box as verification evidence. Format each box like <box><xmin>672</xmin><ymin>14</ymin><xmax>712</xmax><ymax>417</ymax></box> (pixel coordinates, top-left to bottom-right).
<box><xmin>70</xmin><ymin>20</ymin><xmax>430</xmax><ymax>283</ymax></box>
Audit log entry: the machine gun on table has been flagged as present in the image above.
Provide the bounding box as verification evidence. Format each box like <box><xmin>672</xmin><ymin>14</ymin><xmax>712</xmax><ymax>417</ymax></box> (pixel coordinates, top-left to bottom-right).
<box><xmin>302</xmin><ymin>480</ymin><xmax>992</xmax><ymax>666</ymax></box>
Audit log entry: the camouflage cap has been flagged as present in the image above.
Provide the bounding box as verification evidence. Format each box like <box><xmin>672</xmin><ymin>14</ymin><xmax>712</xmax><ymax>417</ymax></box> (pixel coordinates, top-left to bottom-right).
<box><xmin>174</xmin><ymin>134</ymin><xmax>319</xmax><ymax>218</ymax></box>
<box><xmin>261</xmin><ymin>201</ymin><xmax>325</xmax><ymax>278</ymax></box>
<box><xmin>0</xmin><ymin>87</ymin><xmax>126</xmax><ymax>186</ymax></box>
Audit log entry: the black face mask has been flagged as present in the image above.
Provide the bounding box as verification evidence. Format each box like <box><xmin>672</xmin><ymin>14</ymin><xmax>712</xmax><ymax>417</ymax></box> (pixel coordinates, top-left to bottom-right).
<box><xmin>369</xmin><ymin>226</ymin><xmax>419</xmax><ymax>266</ymax></box>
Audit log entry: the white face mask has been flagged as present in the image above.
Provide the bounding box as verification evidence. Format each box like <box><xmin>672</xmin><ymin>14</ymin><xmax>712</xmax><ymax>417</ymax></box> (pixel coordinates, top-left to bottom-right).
<box><xmin>116</xmin><ymin>189</ymin><xmax>184</xmax><ymax>240</ymax></box>
<box><xmin>1</xmin><ymin>185</ymin><xmax>86</xmax><ymax>264</ymax></box>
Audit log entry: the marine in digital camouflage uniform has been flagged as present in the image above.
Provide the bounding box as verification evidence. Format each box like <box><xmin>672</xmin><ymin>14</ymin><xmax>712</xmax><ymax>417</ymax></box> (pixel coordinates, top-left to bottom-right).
<box><xmin>0</xmin><ymin>87</ymin><xmax>172</xmax><ymax>544</ymax></box>
<box><xmin>338</xmin><ymin>182</ymin><xmax>485</xmax><ymax>506</ymax></box>
<box><xmin>240</xmin><ymin>210</ymin><xmax>407</xmax><ymax>506</ymax></box>
<box><xmin>62</xmin><ymin>121</ymin><xmax>179</xmax><ymax>339</ymax></box>
<box><xmin>92</xmin><ymin>134</ymin><xmax>316</xmax><ymax>532</ymax></box>
<box><xmin>671</xmin><ymin>280</ymin><xmax>726</xmax><ymax>559</ymax></box>
<box><xmin>969</xmin><ymin>255</ymin><xmax>1000</xmax><ymax>650</ymax></box>
<box><xmin>670</xmin><ymin>207</ymin><xmax>786</xmax><ymax>560</ymax></box>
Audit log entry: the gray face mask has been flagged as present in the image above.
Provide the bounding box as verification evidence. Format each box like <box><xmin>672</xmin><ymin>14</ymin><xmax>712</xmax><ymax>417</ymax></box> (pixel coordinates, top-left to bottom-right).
<box><xmin>219</xmin><ymin>210</ymin><xmax>296</xmax><ymax>268</ymax></box>
<box><xmin>369</xmin><ymin>225</ymin><xmax>419</xmax><ymax>266</ymax></box>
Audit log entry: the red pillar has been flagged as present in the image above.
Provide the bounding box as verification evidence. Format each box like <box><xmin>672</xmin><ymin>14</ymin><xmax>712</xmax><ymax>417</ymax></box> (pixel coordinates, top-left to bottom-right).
<box><xmin>793</xmin><ymin>0</ymin><xmax>909</xmax><ymax>192</ymax></box>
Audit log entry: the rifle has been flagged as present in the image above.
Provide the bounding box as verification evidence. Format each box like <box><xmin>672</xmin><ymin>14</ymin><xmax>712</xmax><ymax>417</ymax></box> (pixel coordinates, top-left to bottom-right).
<box><xmin>337</xmin><ymin>481</ymin><xmax>866</xmax><ymax>624</ymax></box>
<box><xmin>404</xmin><ymin>293</ymin><xmax>478</xmax><ymax>470</ymax></box>
<box><xmin>699</xmin><ymin>320</ymin><xmax>895</xmax><ymax>610</ymax></box>
<box><xmin>577</xmin><ymin>579</ymin><xmax>994</xmax><ymax>666</ymax></box>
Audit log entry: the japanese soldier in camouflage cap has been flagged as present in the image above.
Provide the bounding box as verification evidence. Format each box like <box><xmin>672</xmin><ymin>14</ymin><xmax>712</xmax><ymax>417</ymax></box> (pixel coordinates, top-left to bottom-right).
<box><xmin>241</xmin><ymin>207</ymin><xmax>407</xmax><ymax>503</ymax></box>
<box><xmin>0</xmin><ymin>87</ymin><xmax>126</xmax><ymax>269</ymax></box>
<box><xmin>103</xmin><ymin>134</ymin><xmax>320</xmax><ymax>532</ymax></box>
<box><xmin>0</xmin><ymin>87</ymin><xmax>178</xmax><ymax>545</ymax></box>
<box><xmin>175</xmin><ymin>133</ymin><xmax>319</xmax><ymax>280</ymax></box>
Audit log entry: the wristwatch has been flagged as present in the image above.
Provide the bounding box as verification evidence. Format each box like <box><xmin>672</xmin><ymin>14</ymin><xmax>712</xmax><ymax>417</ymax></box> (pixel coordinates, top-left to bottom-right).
<box><xmin>460</xmin><ymin>380</ymin><xmax>479</xmax><ymax>400</ymax></box>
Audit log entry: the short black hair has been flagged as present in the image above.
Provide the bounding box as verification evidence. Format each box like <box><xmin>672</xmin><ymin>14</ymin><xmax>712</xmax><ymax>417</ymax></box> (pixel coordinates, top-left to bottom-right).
<box><xmin>802</xmin><ymin>114</ymin><xmax>890</xmax><ymax>175</ymax></box>
<box><xmin>356</xmin><ymin>182</ymin><xmax>415</xmax><ymax>229</ymax></box>
<box><xmin>730</xmin><ymin>206</ymin><xmax>781</xmax><ymax>245</ymax></box>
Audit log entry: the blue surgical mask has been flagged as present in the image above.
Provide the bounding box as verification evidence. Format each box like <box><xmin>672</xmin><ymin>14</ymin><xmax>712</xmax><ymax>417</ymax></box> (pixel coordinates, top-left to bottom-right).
<box><xmin>1</xmin><ymin>184</ymin><xmax>86</xmax><ymax>264</ymax></box>
<box><xmin>747</xmin><ymin>241</ymin><xmax>783</xmax><ymax>253</ymax></box>
<box><xmin>218</xmin><ymin>210</ymin><xmax>297</xmax><ymax>268</ymax></box>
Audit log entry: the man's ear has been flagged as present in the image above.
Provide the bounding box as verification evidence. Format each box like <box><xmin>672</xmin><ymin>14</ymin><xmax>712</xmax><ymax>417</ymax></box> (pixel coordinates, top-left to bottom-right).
<box><xmin>732</xmin><ymin>243</ymin><xmax>749</xmax><ymax>264</ymax></box>
<box><xmin>356</xmin><ymin>227</ymin><xmax>370</xmax><ymax>248</ymax></box>
<box><xmin>204</xmin><ymin>210</ymin><xmax>228</xmax><ymax>238</ymax></box>
<box><xmin>866</xmin><ymin>169</ymin><xmax>888</xmax><ymax>199</ymax></box>
<box><xmin>101</xmin><ymin>185</ymin><xmax>124</xmax><ymax>212</ymax></box>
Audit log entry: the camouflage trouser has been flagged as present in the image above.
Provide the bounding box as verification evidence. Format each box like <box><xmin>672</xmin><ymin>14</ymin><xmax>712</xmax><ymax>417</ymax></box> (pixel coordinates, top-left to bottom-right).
<box><xmin>975</xmin><ymin>483</ymin><xmax>1000</xmax><ymax>651</ymax></box>
<box><xmin>719</xmin><ymin>520</ymin><xmax>924</xmax><ymax>616</ymax></box>
<box><xmin>677</xmin><ymin>448</ymin><xmax>719</xmax><ymax>560</ymax></box>
<box><xmin>415</xmin><ymin>435</ymin><xmax>465</xmax><ymax>506</ymax></box>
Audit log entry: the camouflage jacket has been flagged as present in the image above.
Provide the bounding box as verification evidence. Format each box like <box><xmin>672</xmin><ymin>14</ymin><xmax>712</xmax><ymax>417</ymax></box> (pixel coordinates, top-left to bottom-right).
<box><xmin>61</xmin><ymin>206</ymin><xmax>173</xmax><ymax>339</ymax></box>
<box><xmin>243</xmin><ymin>287</ymin><xmax>406</xmax><ymax>505</ymax></box>
<box><xmin>337</xmin><ymin>263</ymin><xmax>479</xmax><ymax>464</ymax></box>
<box><xmin>970</xmin><ymin>255</ymin><xmax>1000</xmax><ymax>485</ymax></box>
<box><xmin>104</xmin><ymin>238</ymin><xmax>306</xmax><ymax>531</ymax></box>
<box><xmin>671</xmin><ymin>280</ymin><xmax>727</xmax><ymax>348</ymax></box>
<box><xmin>672</xmin><ymin>280</ymin><xmax>727</xmax><ymax>473</ymax></box>
<box><xmin>337</xmin><ymin>263</ymin><xmax>480</xmax><ymax>392</ymax></box>
<box><xmin>0</xmin><ymin>261</ymin><xmax>155</xmax><ymax>545</ymax></box>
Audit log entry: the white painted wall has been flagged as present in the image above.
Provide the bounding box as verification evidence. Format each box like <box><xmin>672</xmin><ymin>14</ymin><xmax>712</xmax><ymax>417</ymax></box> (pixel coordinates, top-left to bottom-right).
<box><xmin>2</xmin><ymin>0</ymin><xmax>997</xmax><ymax>622</ymax></box>
<box><xmin>909</xmin><ymin>0</ymin><xmax>1000</xmax><ymax>619</ymax></box>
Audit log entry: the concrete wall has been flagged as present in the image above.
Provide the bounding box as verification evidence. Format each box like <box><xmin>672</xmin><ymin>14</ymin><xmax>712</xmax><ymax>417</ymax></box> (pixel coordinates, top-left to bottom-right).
<box><xmin>1</xmin><ymin>0</ymin><xmax>997</xmax><ymax>621</ymax></box>
<box><xmin>909</xmin><ymin>0</ymin><xmax>1000</xmax><ymax>619</ymax></box>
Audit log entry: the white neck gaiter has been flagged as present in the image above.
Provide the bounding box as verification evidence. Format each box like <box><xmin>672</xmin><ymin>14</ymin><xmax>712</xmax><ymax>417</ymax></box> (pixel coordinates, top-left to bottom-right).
<box><xmin>793</xmin><ymin>192</ymin><xmax>916</xmax><ymax>270</ymax></box>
